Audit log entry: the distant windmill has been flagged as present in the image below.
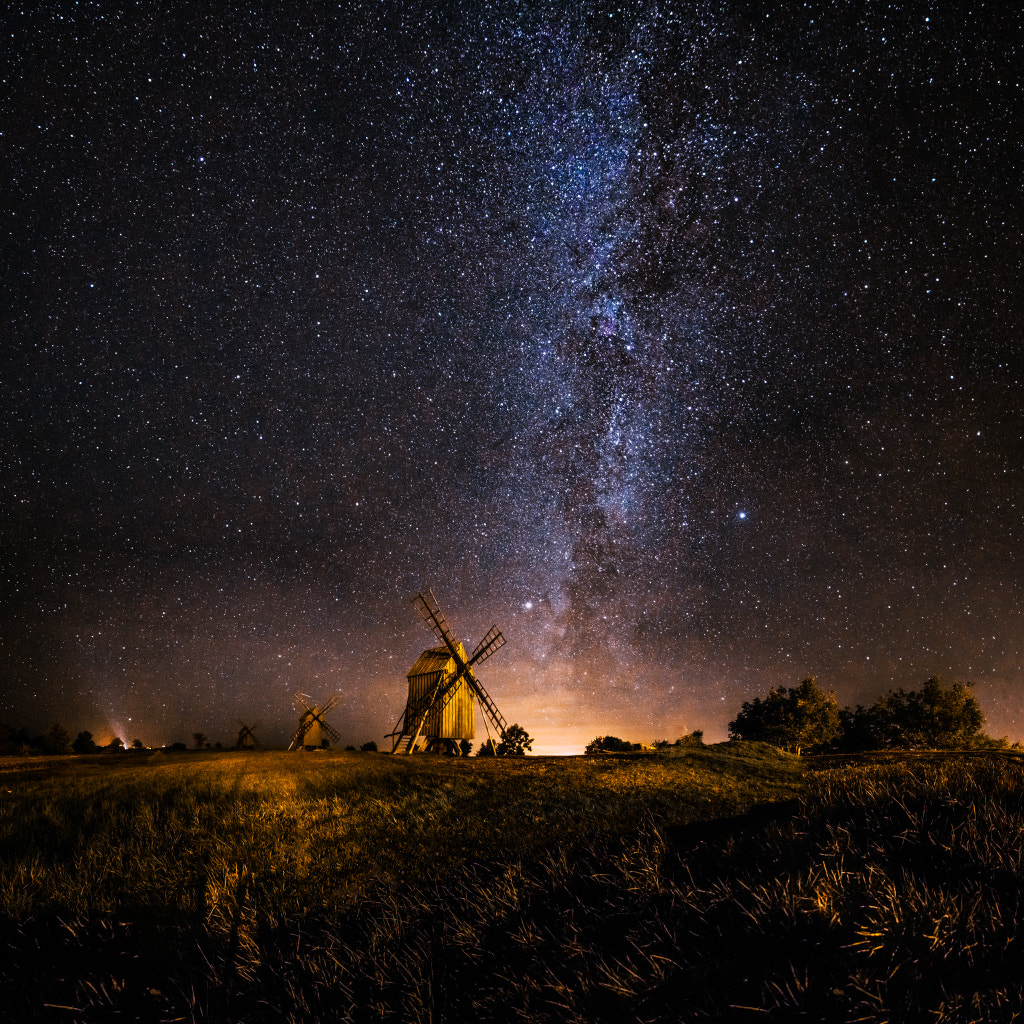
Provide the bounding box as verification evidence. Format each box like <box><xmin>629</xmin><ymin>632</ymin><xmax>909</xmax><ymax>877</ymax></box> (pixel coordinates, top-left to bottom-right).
<box><xmin>288</xmin><ymin>693</ymin><xmax>341</xmax><ymax>750</ymax></box>
<box><xmin>235</xmin><ymin>720</ymin><xmax>262</xmax><ymax>749</ymax></box>
<box><xmin>388</xmin><ymin>590</ymin><xmax>508</xmax><ymax>755</ymax></box>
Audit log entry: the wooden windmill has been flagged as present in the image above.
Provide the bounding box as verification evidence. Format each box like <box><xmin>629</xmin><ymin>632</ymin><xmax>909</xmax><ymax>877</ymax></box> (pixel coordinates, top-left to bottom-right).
<box><xmin>389</xmin><ymin>590</ymin><xmax>508</xmax><ymax>755</ymax></box>
<box><xmin>288</xmin><ymin>693</ymin><xmax>341</xmax><ymax>750</ymax></box>
<box><xmin>235</xmin><ymin>720</ymin><xmax>261</xmax><ymax>749</ymax></box>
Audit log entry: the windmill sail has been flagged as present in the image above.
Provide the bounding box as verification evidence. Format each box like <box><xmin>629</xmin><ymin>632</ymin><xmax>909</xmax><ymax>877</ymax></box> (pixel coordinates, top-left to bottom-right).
<box><xmin>289</xmin><ymin>693</ymin><xmax>341</xmax><ymax>750</ymax></box>
<box><xmin>390</xmin><ymin>591</ymin><xmax>509</xmax><ymax>754</ymax></box>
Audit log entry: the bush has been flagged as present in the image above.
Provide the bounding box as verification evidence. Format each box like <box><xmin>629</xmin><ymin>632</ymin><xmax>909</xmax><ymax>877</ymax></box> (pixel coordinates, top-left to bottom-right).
<box><xmin>496</xmin><ymin>724</ymin><xmax>533</xmax><ymax>756</ymax></box>
<box><xmin>44</xmin><ymin>723</ymin><xmax>73</xmax><ymax>755</ymax></box>
<box><xmin>729</xmin><ymin>677</ymin><xmax>841</xmax><ymax>754</ymax></box>
<box><xmin>838</xmin><ymin>677</ymin><xmax>985</xmax><ymax>751</ymax></box>
<box><xmin>72</xmin><ymin>731</ymin><xmax>97</xmax><ymax>754</ymax></box>
<box><xmin>360</xmin><ymin>741</ymin><xmax>378</xmax><ymax>752</ymax></box>
<box><xmin>586</xmin><ymin>736</ymin><xmax>642</xmax><ymax>754</ymax></box>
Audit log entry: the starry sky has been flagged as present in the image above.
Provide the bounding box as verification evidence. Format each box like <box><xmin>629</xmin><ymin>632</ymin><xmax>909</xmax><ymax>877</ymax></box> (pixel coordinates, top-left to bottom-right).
<box><xmin>3</xmin><ymin>1</ymin><xmax>1022</xmax><ymax>753</ymax></box>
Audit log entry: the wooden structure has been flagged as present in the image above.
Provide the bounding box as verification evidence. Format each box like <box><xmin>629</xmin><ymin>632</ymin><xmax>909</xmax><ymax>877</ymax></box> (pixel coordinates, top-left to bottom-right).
<box><xmin>235</xmin><ymin>720</ymin><xmax>261</xmax><ymax>749</ymax></box>
<box><xmin>389</xmin><ymin>590</ymin><xmax>508</xmax><ymax>755</ymax></box>
<box><xmin>288</xmin><ymin>692</ymin><xmax>341</xmax><ymax>750</ymax></box>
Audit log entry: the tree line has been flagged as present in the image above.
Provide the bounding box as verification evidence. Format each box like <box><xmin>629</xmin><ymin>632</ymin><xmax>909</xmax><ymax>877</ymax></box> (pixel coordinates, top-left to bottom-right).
<box><xmin>0</xmin><ymin>723</ymin><xmax>146</xmax><ymax>756</ymax></box>
<box><xmin>0</xmin><ymin>721</ymin><xmax>536</xmax><ymax>757</ymax></box>
<box><xmin>728</xmin><ymin>675</ymin><xmax>1014</xmax><ymax>754</ymax></box>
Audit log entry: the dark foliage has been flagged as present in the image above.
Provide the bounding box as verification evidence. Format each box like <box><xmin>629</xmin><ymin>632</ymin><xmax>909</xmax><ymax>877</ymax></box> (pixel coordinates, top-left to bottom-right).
<box><xmin>42</xmin><ymin>723</ymin><xmax>73</xmax><ymax>755</ymax></box>
<box><xmin>0</xmin><ymin>723</ymin><xmax>30</xmax><ymax>755</ymax></box>
<box><xmin>729</xmin><ymin>677</ymin><xmax>842</xmax><ymax>753</ymax></box>
<box><xmin>585</xmin><ymin>735</ymin><xmax>642</xmax><ymax>753</ymax></box>
<box><xmin>497</xmin><ymin>723</ymin><xmax>533</xmax><ymax>756</ymax></box>
<box><xmin>73</xmin><ymin>730</ymin><xmax>97</xmax><ymax>754</ymax></box>
<box><xmin>653</xmin><ymin>731</ymin><xmax>704</xmax><ymax>749</ymax></box>
<box><xmin>837</xmin><ymin>677</ymin><xmax>985</xmax><ymax>751</ymax></box>
<box><xmin>360</xmin><ymin>741</ymin><xmax>379</xmax><ymax>752</ymax></box>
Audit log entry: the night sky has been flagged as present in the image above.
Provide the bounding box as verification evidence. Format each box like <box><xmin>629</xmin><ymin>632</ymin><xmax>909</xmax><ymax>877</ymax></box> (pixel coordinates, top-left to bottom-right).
<box><xmin>3</xmin><ymin>2</ymin><xmax>1022</xmax><ymax>754</ymax></box>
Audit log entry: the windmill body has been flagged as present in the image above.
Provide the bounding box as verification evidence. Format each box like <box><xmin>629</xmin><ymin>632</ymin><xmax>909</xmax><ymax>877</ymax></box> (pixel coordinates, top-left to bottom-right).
<box><xmin>405</xmin><ymin>642</ymin><xmax>475</xmax><ymax>744</ymax></box>
<box><xmin>390</xmin><ymin>591</ymin><xmax>508</xmax><ymax>755</ymax></box>
<box><xmin>236</xmin><ymin>720</ymin><xmax>261</xmax><ymax>749</ymax></box>
<box><xmin>289</xmin><ymin>693</ymin><xmax>341</xmax><ymax>750</ymax></box>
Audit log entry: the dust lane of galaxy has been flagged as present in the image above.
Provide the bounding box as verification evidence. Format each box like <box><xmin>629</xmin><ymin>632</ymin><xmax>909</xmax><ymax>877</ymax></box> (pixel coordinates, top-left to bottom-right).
<box><xmin>3</xmin><ymin>2</ymin><xmax>1022</xmax><ymax>753</ymax></box>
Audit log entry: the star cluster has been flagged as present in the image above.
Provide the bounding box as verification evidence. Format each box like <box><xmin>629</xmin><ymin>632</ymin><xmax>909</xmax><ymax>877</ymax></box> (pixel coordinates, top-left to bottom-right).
<box><xmin>3</xmin><ymin>1</ymin><xmax>1022</xmax><ymax>752</ymax></box>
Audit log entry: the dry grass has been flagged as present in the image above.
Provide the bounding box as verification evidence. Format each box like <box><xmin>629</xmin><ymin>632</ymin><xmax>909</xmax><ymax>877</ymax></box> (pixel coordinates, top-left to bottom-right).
<box><xmin>3</xmin><ymin>746</ymin><xmax>1023</xmax><ymax>1021</ymax></box>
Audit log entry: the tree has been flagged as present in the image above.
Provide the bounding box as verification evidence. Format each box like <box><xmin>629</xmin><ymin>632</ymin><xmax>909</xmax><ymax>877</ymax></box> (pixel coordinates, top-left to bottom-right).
<box><xmin>44</xmin><ymin>722</ymin><xmax>73</xmax><ymax>755</ymax></box>
<box><xmin>192</xmin><ymin>732</ymin><xmax>207</xmax><ymax>750</ymax></box>
<box><xmin>729</xmin><ymin>677</ymin><xmax>841</xmax><ymax>754</ymax></box>
<box><xmin>360</xmin><ymin>740</ymin><xmax>378</xmax><ymax>752</ymax></box>
<box><xmin>476</xmin><ymin>739</ymin><xmax>497</xmax><ymax>756</ymax></box>
<box><xmin>459</xmin><ymin>739</ymin><xmax>472</xmax><ymax>757</ymax></box>
<box><xmin>106</xmin><ymin>737</ymin><xmax>124</xmax><ymax>752</ymax></box>
<box><xmin>585</xmin><ymin>735</ymin><xmax>641</xmax><ymax>754</ymax></box>
<box><xmin>840</xmin><ymin>677</ymin><xmax>984</xmax><ymax>750</ymax></box>
<box><xmin>497</xmin><ymin>723</ymin><xmax>533</xmax><ymax>756</ymax></box>
<box><xmin>131</xmin><ymin>739</ymin><xmax>144</xmax><ymax>750</ymax></box>
<box><xmin>675</xmin><ymin>730</ymin><xmax>703</xmax><ymax>748</ymax></box>
<box><xmin>72</xmin><ymin>730</ymin><xmax>97</xmax><ymax>755</ymax></box>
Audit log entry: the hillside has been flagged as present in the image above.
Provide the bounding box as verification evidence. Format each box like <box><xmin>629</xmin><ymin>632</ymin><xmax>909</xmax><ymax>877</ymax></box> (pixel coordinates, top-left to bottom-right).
<box><xmin>2</xmin><ymin>745</ymin><xmax>1022</xmax><ymax>1021</ymax></box>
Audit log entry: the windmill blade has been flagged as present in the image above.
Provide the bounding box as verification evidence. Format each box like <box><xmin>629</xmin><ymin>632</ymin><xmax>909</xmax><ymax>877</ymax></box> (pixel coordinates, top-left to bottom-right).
<box><xmin>288</xmin><ymin>723</ymin><xmax>307</xmax><ymax>750</ymax></box>
<box><xmin>294</xmin><ymin>692</ymin><xmax>315</xmax><ymax>712</ymax></box>
<box><xmin>469</xmin><ymin>626</ymin><xmax>506</xmax><ymax>667</ymax></box>
<box><xmin>322</xmin><ymin>721</ymin><xmax>341</xmax><ymax>742</ymax></box>
<box><xmin>321</xmin><ymin>693</ymin><xmax>342</xmax><ymax>715</ymax></box>
<box><xmin>252</xmin><ymin>720</ymin><xmax>263</xmax><ymax>733</ymax></box>
<box><xmin>467</xmin><ymin>674</ymin><xmax>508</xmax><ymax>740</ymax></box>
<box><xmin>413</xmin><ymin>591</ymin><xmax>466</xmax><ymax>667</ymax></box>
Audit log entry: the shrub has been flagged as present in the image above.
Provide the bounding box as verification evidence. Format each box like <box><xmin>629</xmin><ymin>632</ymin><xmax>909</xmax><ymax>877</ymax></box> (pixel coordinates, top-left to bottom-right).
<box><xmin>838</xmin><ymin>677</ymin><xmax>985</xmax><ymax>751</ymax></box>
<box><xmin>496</xmin><ymin>724</ymin><xmax>533</xmax><ymax>756</ymax></box>
<box><xmin>729</xmin><ymin>677</ymin><xmax>840</xmax><ymax>754</ymax></box>
<box><xmin>44</xmin><ymin>723</ymin><xmax>73</xmax><ymax>755</ymax></box>
<box><xmin>586</xmin><ymin>736</ymin><xmax>641</xmax><ymax>754</ymax></box>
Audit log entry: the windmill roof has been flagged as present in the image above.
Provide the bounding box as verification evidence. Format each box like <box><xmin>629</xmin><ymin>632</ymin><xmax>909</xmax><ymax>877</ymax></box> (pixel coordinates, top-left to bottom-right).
<box><xmin>407</xmin><ymin>643</ymin><xmax>466</xmax><ymax>678</ymax></box>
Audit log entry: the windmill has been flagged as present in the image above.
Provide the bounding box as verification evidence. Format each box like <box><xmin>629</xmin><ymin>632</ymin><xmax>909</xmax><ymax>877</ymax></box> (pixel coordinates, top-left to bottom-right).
<box><xmin>388</xmin><ymin>590</ymin><xmax>508</xmax><ymax>755</ymax></box>
<box><xmin>235</xmin><ymin>720</ymin><xmax>262</xmax><ymax>749</ymax></box>
<box><xmin>288</xmin><ymin>693</ymin><xmax>341</xmax><ymax>750</ymax></box>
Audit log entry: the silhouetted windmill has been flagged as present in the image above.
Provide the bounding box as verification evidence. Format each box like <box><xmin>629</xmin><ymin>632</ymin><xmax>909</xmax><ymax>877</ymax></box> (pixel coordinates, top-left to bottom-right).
<box><xmin>288</xmin><ymin>693</ymin><xmax>341</xmax><ymax>750</ymax></box>
<box><xmin>235</xmin><ymin>720</ymin><xmax>261</xmax><ymax>749</ymax></box>
<box><xmin>388</xmin><ymin>590</ymin><xmax>508</xmax><ymax>754</ymax></box>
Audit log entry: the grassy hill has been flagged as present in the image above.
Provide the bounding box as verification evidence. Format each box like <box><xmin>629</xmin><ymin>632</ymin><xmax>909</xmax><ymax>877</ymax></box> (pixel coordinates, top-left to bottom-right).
<box><xmin>1</xmin><ymin>744</ymin><xmax>1022</xmax><ymax>1021</ymax></box>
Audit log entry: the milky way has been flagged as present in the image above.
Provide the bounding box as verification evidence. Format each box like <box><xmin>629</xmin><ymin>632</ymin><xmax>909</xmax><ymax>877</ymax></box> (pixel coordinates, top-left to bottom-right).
<box><xmin>3</xmin><ymin>2</ymin><xmax>1022</xmax><ymax>752</ymax></box>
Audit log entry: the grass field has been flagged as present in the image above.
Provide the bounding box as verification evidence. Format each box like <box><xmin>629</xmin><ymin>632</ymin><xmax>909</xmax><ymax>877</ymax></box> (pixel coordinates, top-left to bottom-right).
<box><xmin>1</xmin><ymin>744</ymin><xmax>1022</xmax><ymax>1021</ymax></box>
